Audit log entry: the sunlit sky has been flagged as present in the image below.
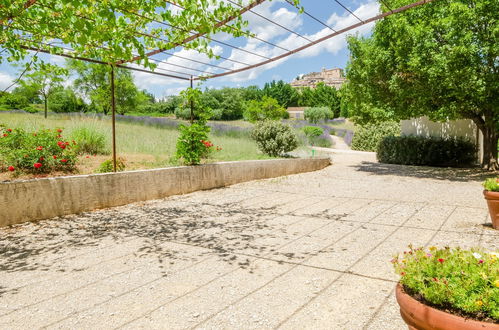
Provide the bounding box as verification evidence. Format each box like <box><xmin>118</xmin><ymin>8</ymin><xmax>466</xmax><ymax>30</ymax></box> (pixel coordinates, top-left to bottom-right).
<box><xmin>0</xmin><ymin>0</ymin><xmax>378</xmax><ymax>98</ymax></box>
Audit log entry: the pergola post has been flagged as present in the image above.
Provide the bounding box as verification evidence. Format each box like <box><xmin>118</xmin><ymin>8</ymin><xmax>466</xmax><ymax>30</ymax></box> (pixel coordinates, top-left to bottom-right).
<box><xmin>189</xmin><ymin>75</ymin><xmax>194</xmax><ymax>124</ymax></box>
<box><xmin>110</xmin><ymin>64</ymin><xmax>117</xmax><ymax>173</ymax></box>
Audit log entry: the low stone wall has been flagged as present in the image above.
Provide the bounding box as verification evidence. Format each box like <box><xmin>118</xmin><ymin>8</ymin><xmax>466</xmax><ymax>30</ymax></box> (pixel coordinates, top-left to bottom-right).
<box><xmin>0</xmin><ymin>158</ymin><xmax>330</xmax><ymax>227</ymax></box>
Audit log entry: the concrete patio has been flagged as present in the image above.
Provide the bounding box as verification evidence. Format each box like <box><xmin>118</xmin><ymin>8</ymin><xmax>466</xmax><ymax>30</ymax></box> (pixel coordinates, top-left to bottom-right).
<box><xmin>0</xmin><ymin>152</ymin><xmax>497</xmax><ymax>329</ymax></box>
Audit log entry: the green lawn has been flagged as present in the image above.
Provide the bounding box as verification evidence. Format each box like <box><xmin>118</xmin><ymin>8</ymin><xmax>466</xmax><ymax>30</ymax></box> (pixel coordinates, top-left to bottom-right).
<box><xmin>0</xmin><ymin>112</ymin><xmax>274</xmax><ymax>176</ymax></box>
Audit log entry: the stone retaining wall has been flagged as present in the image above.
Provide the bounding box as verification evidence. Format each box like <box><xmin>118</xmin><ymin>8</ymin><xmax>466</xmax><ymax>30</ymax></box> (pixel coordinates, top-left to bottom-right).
<box><xmin>0</xmin><ymin>158</ymin><xmax>330</xmax><ymax>227</ymax></box>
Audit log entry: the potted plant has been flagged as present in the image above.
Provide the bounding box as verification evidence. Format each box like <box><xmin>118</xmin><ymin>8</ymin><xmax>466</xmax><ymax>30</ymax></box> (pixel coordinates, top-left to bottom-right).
<box><xmin>393</xmin><ymin>246</ymin><xmax>499</xmax><ymax>329</ymax></box>
<box><xmin>483</xmin><ymin>178</ymin><xmax>499</xmax><ymax>230</ymax></box>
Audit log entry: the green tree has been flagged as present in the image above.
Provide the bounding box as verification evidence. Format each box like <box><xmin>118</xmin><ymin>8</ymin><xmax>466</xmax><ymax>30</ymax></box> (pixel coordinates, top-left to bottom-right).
<box><xmin>263</xmin><ymin>80</ymin><xmax>299</xmax><ymax>108</ymax></box>
<box><xmin>244</xmin><ymin>96</ymin><xmax>287</xmax><ymax>122</ymax></box>
<box><xmin>68</xmin><ymin>60</ymin><xmax>139</xmax><ymax>115</ymax></box>
<box><xmin>49</xmin><ymin>86</ymin><xmax>87</xmax><ymax>113</ymax></box>
<box><xmin>20</xmin><ymin>63</ymin><xmax>67</xmax><ymax>118</ymax></box>
<box><xmin>344</xmin><ymin>0</ymin><xmax>498</xmax><ymax>169</ymax></box>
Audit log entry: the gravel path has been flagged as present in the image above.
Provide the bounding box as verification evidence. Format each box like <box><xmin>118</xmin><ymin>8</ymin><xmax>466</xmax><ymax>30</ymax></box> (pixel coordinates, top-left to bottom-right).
<box><xmin>0</xmin><ymin>153</ymin><xmax>497</xmax><ymax>329</ymax></box>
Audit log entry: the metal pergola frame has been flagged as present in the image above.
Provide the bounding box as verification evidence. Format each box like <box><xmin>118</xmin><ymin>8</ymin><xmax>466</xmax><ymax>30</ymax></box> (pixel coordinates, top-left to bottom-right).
<box><xmin>2</xmin><ymin>0</ymin><xmax>435</xmax><ymax>171</ymax></box>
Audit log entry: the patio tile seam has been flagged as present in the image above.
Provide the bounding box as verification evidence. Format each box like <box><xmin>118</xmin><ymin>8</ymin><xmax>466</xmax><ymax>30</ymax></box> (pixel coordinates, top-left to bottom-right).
<box><xmin>39</xmin><ymin>254</ymin><xmax>217</xmax><ymax>329</ymax></box>
<box><xmin>241</xmin><ymin>187</ymin><xmax>486</xmax><ymax>210</ymax></box>
<box><xmin>0</xmin><ymin>190</ymin><xmax>273</xmax><ymax>290</ymax></box>
<box><xmin>281</xmin><ymin>211</ymin><xmax>490</xmax><ymax>238</ymax></box>
<box><xmin>362</xmin><ymin>205</ymin><xmax>458</xmax><ymax>329</ymax></box>
<box><xmin>191</xmin><ymin>201</ymin><xmax>405</xmax><ymax>328</ymax></box>
<box><xmin>110</xmin><ymin>201</ymin><xmax>374</xmax><ymax>329</ymax></box>
<box><xmin>274</xmin><ymin>203</ymin><xmax>427</xmax><ymax>329</ymax></box>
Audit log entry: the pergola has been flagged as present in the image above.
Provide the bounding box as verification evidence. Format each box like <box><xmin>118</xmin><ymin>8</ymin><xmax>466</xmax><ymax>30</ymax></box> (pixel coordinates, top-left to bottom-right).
<box><xmin>0</xmin><ymin>0</ymin><xmax>434</xmax><ymax>171</ymax></box>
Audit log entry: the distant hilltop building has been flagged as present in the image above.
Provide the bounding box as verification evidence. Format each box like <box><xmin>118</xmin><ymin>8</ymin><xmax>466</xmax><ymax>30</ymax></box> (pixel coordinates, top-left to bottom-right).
<box><xmin>290</xmin><ymin>67</ymin><xmax>346</xmax><ymax>90</ymax></box>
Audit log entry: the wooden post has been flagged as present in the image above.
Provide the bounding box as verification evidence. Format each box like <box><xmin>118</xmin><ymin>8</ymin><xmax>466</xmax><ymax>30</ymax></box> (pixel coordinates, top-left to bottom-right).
<box><xmin>110</xmin><ymin>65</ymin><xmax>117</xmax><ymax>173</ymax></box>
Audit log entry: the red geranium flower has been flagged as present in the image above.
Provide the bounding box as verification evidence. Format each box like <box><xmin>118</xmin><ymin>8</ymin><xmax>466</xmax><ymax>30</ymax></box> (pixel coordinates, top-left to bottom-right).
<box><xmin>8</xmin><ymin>166</ymin><xmax>15</xmax><ymax>171</ymax></box>
<box><xmin>60</xmin><ymin>159</ymin><xmax>68</xmax><ymax>163</ymax></box>
<box><xmin>39</xmin><ymin>157</ymin><xmax>44</xmax><ymax>161</ymax></box>
<box><xmin>3</xmin><ymin>133</ymin><xmax>8</xmax><ymax>137</ymax></box>
<box><xmin>53</xmin><ymin>155</ymin><xmax>57</xmax><ymax>159</ymax></box>
<box><xmin>36</xmin><ymin>146</ymin><xmax>43</xmax><ymax>151</ymax></box>
<box><xmin>438</xmin><ymin>258</ymin><xmax>445</xmax><ymax>264</ymax></box>
<box><xmin>33</xmin><ymin>162</ymin><xmax>42</xmax><ymax>169</ymax></box>
<box><xmin>6</xmin><ymin>129</ymin><xmax>12</xmax><ymax>132</ymax></box>
<box><xmin>57</xmin><ymin>129</ymin><xmax>63</xmax><ymax>133</ymax></box>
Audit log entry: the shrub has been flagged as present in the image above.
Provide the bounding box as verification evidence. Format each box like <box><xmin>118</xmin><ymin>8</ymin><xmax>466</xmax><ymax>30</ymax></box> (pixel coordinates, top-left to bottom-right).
<box><xmin>351</xmin><ymin>121</ymin><xmax>400</xmax><ymax>151</ymax></box>
<box><xmin>96</xmin><ymin>157</ymin><xmax>126</xmax><ymax>173</ymax></box>
<box><xmin>175</xmin><ymin>87</ymin><xmax>216</xmax><ymax>165</ymax></box>
<box><xmin>483</xmin><ymin>178</ymin><xmax>499</xmax><ymax>192</ymax></box>
<box><xmin>302</xmin><ymin>126</ymin><xmax>323</xmax><ymax>138</ymax></box>
<box><xmin>301</xmin><ymin>126</ymin><xmax>332</xmax><ymax>147</ymax></box>
<box><xmin>304</xmin><ymin>107</ymin><xmax>333</xmax><ymax>124</ymax></box>
<box><xmin>70</xmin><ymin>126</ymin><xmax>108</xmax><ymax>155</ymax></box>
<box><xmin>243</xmin><ymin>96</ymin><xmax>287</xmax><ymax>122</ymax></box>
<box><xmin>251</xmin><ymin>121</ymin><xmax>298</xmax><ymax>157</ymax></box>
<box><xmin>393</xmin><ymin>246</ymin><xmax>499</xmax><ymax>322</ymax></box>
<box><xmin>377</xmin><ymin>135</ymin><xmax>477</xmax><ymax>167</ymax></box>
<box><xmin>0</xmin><ymin>126</ymin><xmax>78</xmax><ymax>174</ymax></box>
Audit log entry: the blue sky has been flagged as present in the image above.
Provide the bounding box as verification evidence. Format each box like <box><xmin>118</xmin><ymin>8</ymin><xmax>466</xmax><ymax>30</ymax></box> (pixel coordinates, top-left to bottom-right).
<box><xmin>0</xmin><ymin>0</ymin><xmax>378</xmax><ymax>98</ymax></box>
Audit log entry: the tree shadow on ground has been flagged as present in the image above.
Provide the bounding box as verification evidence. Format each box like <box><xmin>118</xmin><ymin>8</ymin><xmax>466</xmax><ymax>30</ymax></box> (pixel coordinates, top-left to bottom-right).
<box><xmin>0</xmin><ymin>198</ymin><xmax>339</xmax><ymax>296</ymax></box>
<box><xmin>353</xmin><ymin>161</ymin><xmax>497</xmax><ymax>182</ymax></box>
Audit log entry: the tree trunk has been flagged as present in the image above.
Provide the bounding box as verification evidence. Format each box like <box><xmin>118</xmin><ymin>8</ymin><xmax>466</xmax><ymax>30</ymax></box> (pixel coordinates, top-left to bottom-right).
<box><xmin>44</xmin><ymin>97</ymin><xmax>47</xmax><ymax>119</ymax></box>
<box><xmin>481</xmin><ymin>124</ymin><xmax>498</xmax><ymax>171</ymax></box>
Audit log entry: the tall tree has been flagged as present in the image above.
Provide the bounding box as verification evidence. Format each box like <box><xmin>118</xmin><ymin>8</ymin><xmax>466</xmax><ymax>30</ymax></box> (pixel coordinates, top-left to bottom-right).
<box><xmin>68</xmin><ymin>60</ymin><xmax>139</xmax><ymax>115</ymax></box>
<box><xmin>20</xmin><ymin>63</ymin><xmax>67</xmax><ymax>118</ymax></box>
<box><xmin>263</xmin><ymin>80</ymin><xmax>299</xmax><ymax>108</ymax></box>
<box><xmin>344</xmin><ymin>0</ymin><xmax>498</xmax><ymax>169</ymax></box>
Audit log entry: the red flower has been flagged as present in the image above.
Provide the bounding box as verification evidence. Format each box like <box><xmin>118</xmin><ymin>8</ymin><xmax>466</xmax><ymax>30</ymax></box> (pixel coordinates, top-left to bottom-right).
<box><xmin>36</xmin><ymin>146</ymin><xmax>43</xmax><ymax>151</ymax></box>
<box><xmin>3</xmin><ymin>133</ymin><xmax>8</xmax><ymax>137</ymax></box>
<box><xmin>39</xmin><ymin>157</ymin><xmax>44</xmax><ymax>161</ymax></box>
<box><xmin>33</xmin><ymin>162</ymin><xmax>42</xmax><ymax>169</ymax></box>
<box><xmin>59</xmin><ymin>144</ymin><xmax>66</xmax><ymax>149</ymax></box>
<box><xmin>478</xmin><ymin>259</ymin><xmax>484</xmax><ymax>264</ymax></box>
<box><xmin>53</xmin><ymin>155</ymin><xmax>57</xmax><ymax>159</ymax></box>
<box><xmin>8</xmin><ymin>166</ymin><xmax>15</xmax><ymax>172</ymax></box>
<box><xmin>57</xmin><ymin>129</ymin><xmax>63</xmax><ymax>133</ymax></box>
<box><xmin>6</xmin><ymin>129</ymin><xmax>12</xmax><ymax>132</ymax></box>
<box><xmin>438</xmin><ymin>258</ymin><xmax>445</xmax><ymax>264</ymax></box>
<box><xmin>60</xmin><ymin>159</ymin><xmax>68</xmax><ymax>163</ymax></box>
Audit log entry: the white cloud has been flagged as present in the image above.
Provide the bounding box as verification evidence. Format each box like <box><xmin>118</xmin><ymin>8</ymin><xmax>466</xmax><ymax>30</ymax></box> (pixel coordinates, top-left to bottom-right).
<box><xmin>214</xmin><ymin>1</ymin><xmax>379</xmax><ymax>83</ymax></box>
<box><xmin>0</xmin><ymin>72</ymin><xmax>15</xmax><ymax>90</ymax></box>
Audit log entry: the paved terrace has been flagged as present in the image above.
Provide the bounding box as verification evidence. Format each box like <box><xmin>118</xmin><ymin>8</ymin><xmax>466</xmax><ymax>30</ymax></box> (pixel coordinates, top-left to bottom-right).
<box><xmin>1</xmin><ymin>152</ymin><xmax>497</xmax><ymax>329</ymax></box>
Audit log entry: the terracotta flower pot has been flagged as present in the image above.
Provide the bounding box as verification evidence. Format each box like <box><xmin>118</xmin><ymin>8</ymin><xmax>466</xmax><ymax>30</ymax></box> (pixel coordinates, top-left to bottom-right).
<box><xmin>484</xmin><ymin>190</ymin><xmax>499</xmax><ymax>230</ymax></box>
<box><xmin>395</xmin><ymin>284</ymin><xmax>499</xmax><ymax>330</ymax></box>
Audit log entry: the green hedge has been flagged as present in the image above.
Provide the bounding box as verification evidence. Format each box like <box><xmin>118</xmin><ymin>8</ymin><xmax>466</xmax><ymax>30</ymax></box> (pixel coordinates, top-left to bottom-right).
<box><xmin>377</xmin><ymin>135</ymin><xmax>477</xmax><ymax>167</ymax></box>
<box><xmin>351</xmin><ymin>121</ymin><xmax>400</xmax><ymax>151</ymax></box>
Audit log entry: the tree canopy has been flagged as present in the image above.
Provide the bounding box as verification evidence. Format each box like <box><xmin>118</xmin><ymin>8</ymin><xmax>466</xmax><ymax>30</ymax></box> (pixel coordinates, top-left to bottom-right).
<box><xmin>0</xmin><ymin>0</ymin><xmax>287</xmax><ymax>69</ymax></box>
<box><xmin>344</xmin><ymin>0</ymin><xmax>498</xmax><ymax>169</ymax></box>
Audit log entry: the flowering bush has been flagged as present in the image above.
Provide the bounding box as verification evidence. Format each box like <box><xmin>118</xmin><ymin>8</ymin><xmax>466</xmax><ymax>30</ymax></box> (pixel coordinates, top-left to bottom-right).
<box><xmin>483</xmin><ymin>178</ymin><xmax>499</xmax><ymax>192</ymax></box>
<box><xmin>0</xmin><ymin>126</ymin><xmax>78</xmax><ymax>174</ymax></box>
<box><xmin>393</xmin><ymin>245</ymin><xmax>499</xmax><ymax>322</ymax></box>
<box><xmin>175</xmin><ymin>87</ymin><xmax>221</xmax><ymax>165</ymax></box>
<box><xmin>251</xmin><ymin>121</ymin><xmax>298</xmax><ymax>157</ymax></box>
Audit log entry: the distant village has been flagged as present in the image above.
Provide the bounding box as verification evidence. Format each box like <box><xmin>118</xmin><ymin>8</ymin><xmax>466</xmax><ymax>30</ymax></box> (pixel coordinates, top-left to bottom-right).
<box><xmin>290</xmin><ymin>67</ymin><xmax>346</xmax><ymax>90</ymax></box>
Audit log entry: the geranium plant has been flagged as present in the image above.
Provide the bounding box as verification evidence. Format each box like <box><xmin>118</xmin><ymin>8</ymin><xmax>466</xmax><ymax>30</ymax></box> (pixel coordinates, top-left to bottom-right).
<box><xmin>393</xmin><ymin>245</ymin><xmax>499</xmax><ymax>322</ymax></box>
<box><xmin>0</xmin><ymin>126</ymin><xmax>78</xmax><ymax>174</ymax></box>
<box><xmin>483</xmin><ymin>178</ymin><xmax>499</xmax><ymax>192</ymax></box>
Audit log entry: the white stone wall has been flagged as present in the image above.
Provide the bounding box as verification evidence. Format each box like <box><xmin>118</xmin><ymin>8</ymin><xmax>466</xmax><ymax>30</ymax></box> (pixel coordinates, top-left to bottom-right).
<box><xmin>400</xmin><ymin>116</ymin><xmax>482</xmax><ymax>161</ymax></box>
